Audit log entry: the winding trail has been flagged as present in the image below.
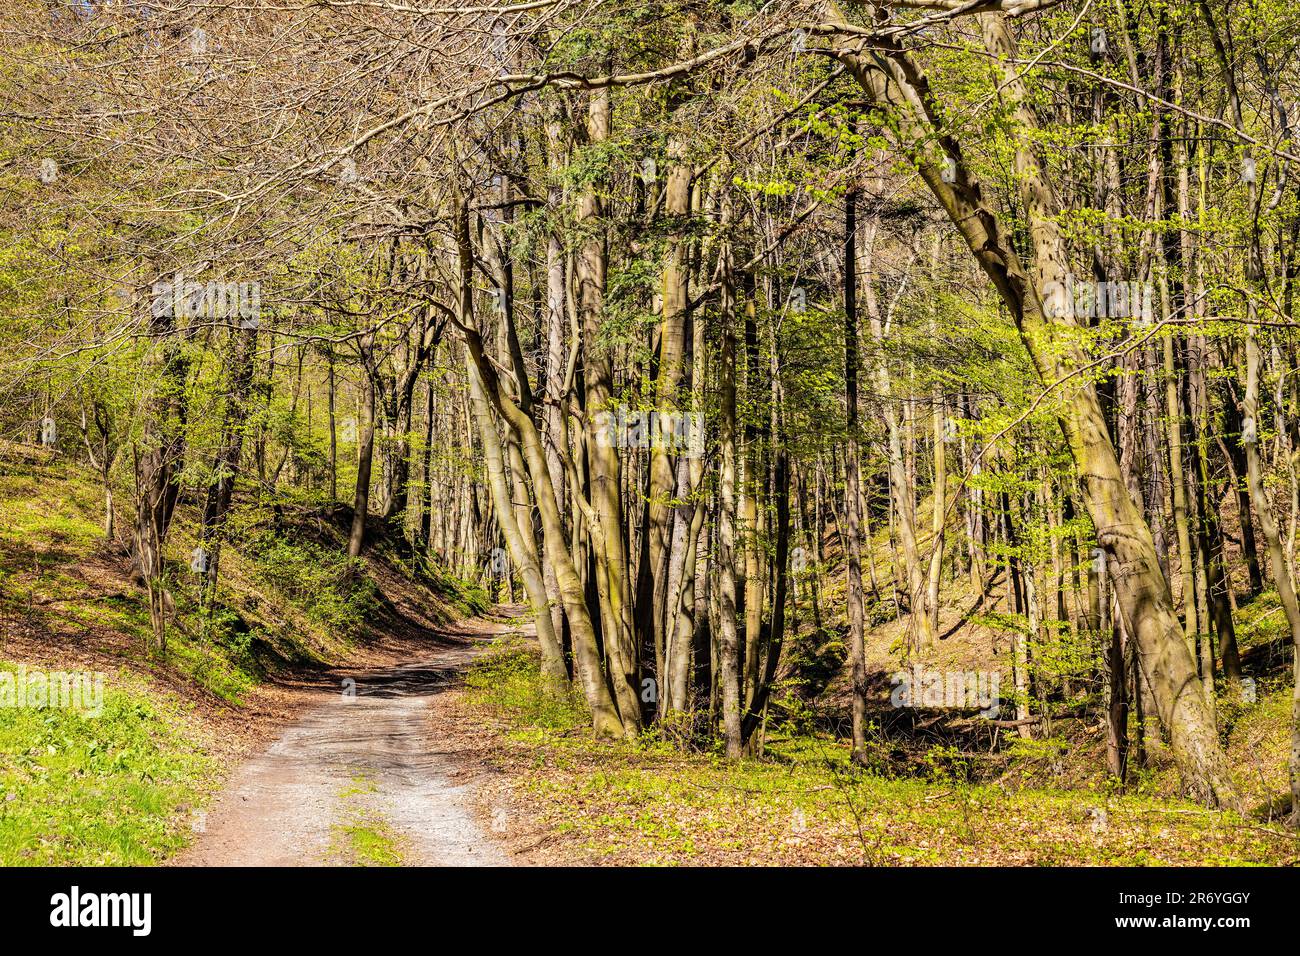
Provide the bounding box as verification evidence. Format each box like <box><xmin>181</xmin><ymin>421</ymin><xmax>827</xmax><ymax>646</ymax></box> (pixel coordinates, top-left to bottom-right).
<box><xmin>177</xmin><ymin>615</ymin><xmax>517</xmax><ymax>867</ymax></box>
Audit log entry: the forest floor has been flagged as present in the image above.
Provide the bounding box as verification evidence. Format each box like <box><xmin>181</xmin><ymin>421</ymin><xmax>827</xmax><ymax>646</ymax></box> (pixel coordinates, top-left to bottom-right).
<box><xmin>441</xmin><ymin>642</ymin><xmax>1300</xmax><ymax>866</ymax></box>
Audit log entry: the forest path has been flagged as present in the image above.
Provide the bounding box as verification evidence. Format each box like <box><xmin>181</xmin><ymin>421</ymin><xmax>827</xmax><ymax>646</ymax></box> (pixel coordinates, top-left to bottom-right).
<box><xmin>175</xmin><ymin>612</ymin><xmax>523</xmax><ymax>867</ymax></box>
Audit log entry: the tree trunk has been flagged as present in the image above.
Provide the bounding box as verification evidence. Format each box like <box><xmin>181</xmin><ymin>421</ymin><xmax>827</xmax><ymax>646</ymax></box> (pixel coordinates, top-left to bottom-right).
<box><xmin>200</xmin><ymin>321</ymin><xmax>258</xmax><ymax>596</ymax></box>
<box><xmin>843</xmin><ymin>178</ymin><xmax>870</xmax><ymax>762</ymax></box>
<box><xmin>718</xmin><ymin>225</ymin><xmax>743</xmax><ymax>758</ymax></box>
<box><xmin>347</xmin><ymin>374</ymin><xmax>377</xmax><ymax>559</ymax></box>
<box><xmin>577</xmin><ymin>87</ymin><xmax>641</xmax><ymax>736</ymax></box>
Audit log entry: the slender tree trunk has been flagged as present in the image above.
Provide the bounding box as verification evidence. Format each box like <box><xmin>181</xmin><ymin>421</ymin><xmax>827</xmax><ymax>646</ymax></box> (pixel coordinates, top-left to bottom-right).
<box><xmin>718</xmin><ymin>228</ymin><xmax>743</xmax><ymax>758</ymax></box>
<box><xmin>844</xmin><ymin>179</ymin><xmax>870</xmax><ymax>763</ymax></box>
<box><xmin>327</xmin><ymin>355</ymin><xmax>338</xmax><ymax>501</ymax></box>
<box><xmin>347</xmin><ymin>374</ymin><xmax>377</xmax><ymax>559</ymax></box>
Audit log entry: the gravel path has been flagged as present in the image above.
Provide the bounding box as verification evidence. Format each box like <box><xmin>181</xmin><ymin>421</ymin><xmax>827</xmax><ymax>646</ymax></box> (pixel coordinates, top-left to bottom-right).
<box><xmin>177</xmin><ymin>622</ymin><xmax>513</xmax><ymax>867</ymax></box>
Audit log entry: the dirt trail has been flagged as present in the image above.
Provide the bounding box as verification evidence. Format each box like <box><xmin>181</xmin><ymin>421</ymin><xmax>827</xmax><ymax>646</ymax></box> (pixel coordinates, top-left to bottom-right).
<box><xmin>177</xmin><ymin>615</ymin><xmax>519</xmax><ymax>867</ymax></box>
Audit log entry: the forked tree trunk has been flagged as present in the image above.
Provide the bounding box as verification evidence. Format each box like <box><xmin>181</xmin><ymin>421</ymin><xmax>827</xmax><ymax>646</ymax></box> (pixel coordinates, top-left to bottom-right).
<box><xmin>639</xmin><ymin>136</ymin><xmax>693</xmax><ymax>703</ymax></box>
<box><xmin>132</xmin><ymin>290</ymin><xmax>192</xmax><ymax>653</ymax></box>
<box><xmin>200</xmin><ymin>321</ymin><xmax>258</xmax><ymax>597</ymax></box>
<box><xmin>451</xmin><ymin>189</ymin><xmax>623</xmax><ymax>738</ymax></box>
<box><xmin>464</xmin><ymin>348</ymin><xmax>568</xmax><ymax>688</ymax></box>
<box><xmin>577</xmin><ymin>87</ymin><xmax>641</xmax><ymax>735</ymax></box>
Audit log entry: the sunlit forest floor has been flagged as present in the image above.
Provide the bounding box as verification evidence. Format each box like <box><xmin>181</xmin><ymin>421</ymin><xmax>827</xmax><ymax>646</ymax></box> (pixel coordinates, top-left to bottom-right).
<box><xmin>447</xmin><ymin>491</ymin><xmax>1300</xmax><ymax>865</ymax></box>
<box><xmin>449</xmin><ymin>646</ymin><xmax>1298</xmax><ymax>865</ymax></box>
<box><xmin>1</xmin><ymin>450</ymin><xmax>1296</xmax><ymax>865</ymax></box>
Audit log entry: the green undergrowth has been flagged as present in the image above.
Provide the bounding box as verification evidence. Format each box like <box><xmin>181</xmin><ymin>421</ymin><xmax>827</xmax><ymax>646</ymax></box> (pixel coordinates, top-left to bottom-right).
<box><xmin>365</xmin><ymin>530</ymin><xmax>491</xmax><ymax>618</ymax></box>
<box><xmin>0</xmin><ymin>457</ymin><xmax>476</xmax><ymax>699</ymax></box>
<box><xmin>463</xmin><ymin>646</ymin><xmax>1299</xmax><ymax>865</ymax></box>
<box><xmin>0</xmin><ymin>663</ymin><xmax>216</xmax><ymax>865</ymax></box>
<box><xmin>464</xmin><ymin>640</ymin><xmax>590</xmax><ymax>729</ymax></box>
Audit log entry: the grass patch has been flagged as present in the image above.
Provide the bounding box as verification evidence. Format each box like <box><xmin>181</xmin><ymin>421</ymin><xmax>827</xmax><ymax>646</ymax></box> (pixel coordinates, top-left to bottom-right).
<box><xmin>329</xmin><ymin>773</ymin><xmax>404</xmax><ymax>866</ymax></box>
<box><xmin>332</xmin><ymin>819</ymin><xmax>405</xmax><ymax>867</ymax></box>
<box><xmin>464</xmin><ymin>643</ymin><xmax>588</xmax><ymax>731</ymax></box>
<box><xmin>0</xmin><ymin>662</ymin><xmax>215</xmax><ymax>865</ymax></box>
